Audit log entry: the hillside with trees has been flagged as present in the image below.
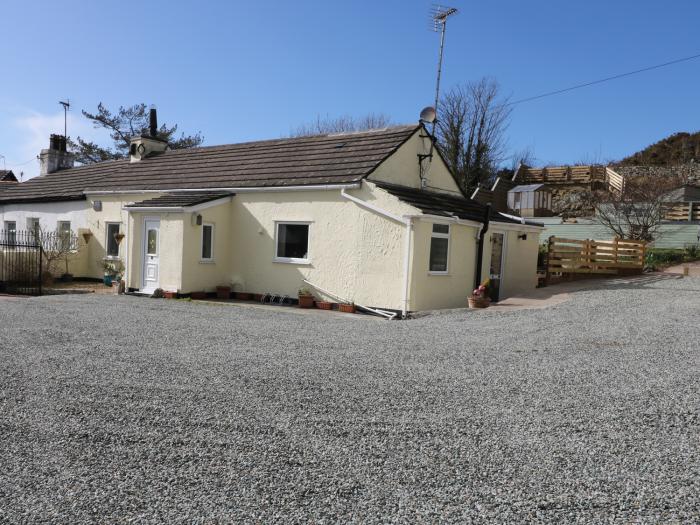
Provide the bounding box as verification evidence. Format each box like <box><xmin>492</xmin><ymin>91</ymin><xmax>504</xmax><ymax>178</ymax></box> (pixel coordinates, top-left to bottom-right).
<box><xmin>617</xmin><ymin>131</ymin><xmax>700</xmax><ymax>166</ymax></box>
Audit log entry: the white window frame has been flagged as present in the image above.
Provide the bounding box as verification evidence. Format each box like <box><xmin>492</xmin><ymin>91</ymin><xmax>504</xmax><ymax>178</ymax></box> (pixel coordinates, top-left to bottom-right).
<box><xmin>200</xmin><ymin>222</ymin><xmax>215</xmax><ymax>262</ymax></box>
<box><xmin>26</xmin><ymin>217</ymin><xmax>40</xmax><ymax>232</ymax></box>
<box><xmin>273</xmin><ymin>221</ymin><xmax>311</xmax><ymax>265</ymax></box>
<box><xmin>428</xmin><ymin>222</ymin><xmax>451</xmax><ymax>275</ymax></box>
<box><xmin>105</xmin><ymin>222</ymin><xmax>121</xmax><ymax>259</ymax></box>
<box><xmin>4</xmin><ymin>221</ymin><xmax>17</xmax><ymax>246</ymax></box>
<box><xmin>57</xmin><ymin>220</ymin><xmax>73</xmax><ymax>252</ymax></box>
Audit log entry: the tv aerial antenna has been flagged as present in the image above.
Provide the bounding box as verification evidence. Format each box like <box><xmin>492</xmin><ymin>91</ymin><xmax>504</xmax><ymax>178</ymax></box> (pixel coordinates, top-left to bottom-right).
<box><xmin>59</xmin><ymin>100</ymin><xmax>70</xmax><ymax>138</ymax></box>
<box><xmin>418</xmin><ymin>5</ymin><xmax>458</xmax><ymax>187</ymax></box>
<box><xmin>429</xmin><ymin>5</ymin><xmax>458</xmax><ymax>133</ymax></box>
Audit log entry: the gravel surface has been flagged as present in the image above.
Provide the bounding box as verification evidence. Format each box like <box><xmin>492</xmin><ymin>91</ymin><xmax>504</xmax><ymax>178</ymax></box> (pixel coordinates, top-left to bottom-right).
<box><xmin>1</xmin><ymin>274</ymin><xmax>699</xmax><ymax>523</ymax></box>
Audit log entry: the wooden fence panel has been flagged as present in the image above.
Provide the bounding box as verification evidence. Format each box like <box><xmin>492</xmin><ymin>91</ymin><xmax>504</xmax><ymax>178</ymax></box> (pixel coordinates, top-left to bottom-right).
<box><xmin>546</xmin><ymin>236</ymin><xmax>645</xmax><ymax>282</ymax></box>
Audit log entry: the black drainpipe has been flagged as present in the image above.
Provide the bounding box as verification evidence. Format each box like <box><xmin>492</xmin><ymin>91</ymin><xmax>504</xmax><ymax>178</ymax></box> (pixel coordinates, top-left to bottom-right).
<box><xmin>474</xmin><ymin>203</ymin><xmax>491</xmax><ymax>289</ymax></box>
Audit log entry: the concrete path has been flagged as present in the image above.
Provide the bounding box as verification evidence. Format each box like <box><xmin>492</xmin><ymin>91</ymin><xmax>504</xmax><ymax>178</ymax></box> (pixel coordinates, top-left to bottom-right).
<box><xmin>663</xmin><ymin>260</ymin><xmax>700</xmax><ymax>277</ymax></box>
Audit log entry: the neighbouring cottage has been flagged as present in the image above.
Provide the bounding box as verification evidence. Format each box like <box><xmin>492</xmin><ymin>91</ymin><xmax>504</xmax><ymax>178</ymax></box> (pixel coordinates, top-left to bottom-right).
<box><xmin>0</xmin><ymin>113</ymin><xmax>542</xmax><ymax>314</ymax></box>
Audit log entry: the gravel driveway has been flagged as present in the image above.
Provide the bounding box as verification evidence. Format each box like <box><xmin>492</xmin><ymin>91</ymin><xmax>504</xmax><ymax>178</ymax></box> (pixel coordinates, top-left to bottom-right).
<box><xmin>1</xmin><ymin>275</ymin><xmax>699</xmax><ymax>523</ymax></box>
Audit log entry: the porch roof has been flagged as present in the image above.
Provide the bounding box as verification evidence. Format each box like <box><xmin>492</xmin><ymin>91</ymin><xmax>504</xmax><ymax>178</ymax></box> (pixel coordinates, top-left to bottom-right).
<box><xmin>125</xmin><ymin>191</ymin><xmax>233</xmax><ymax>209</ymax></box>
<box><xmin>372</xmin><ymin>181</ymin><xmax>530</xmax><ymax>225</ymax></box>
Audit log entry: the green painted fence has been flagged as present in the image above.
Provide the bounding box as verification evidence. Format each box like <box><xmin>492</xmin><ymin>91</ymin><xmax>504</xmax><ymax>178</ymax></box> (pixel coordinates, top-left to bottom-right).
<box><xmin>538</xmin><ymin>218</ymin><xmax>700</xmax><ymax>249</ymax></box>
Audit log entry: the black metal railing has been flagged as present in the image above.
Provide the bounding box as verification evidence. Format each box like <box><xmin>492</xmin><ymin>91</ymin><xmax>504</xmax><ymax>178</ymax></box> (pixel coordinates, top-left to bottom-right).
<box><xmin>0</xmin><ymin>229</ymin><xmax>44</xmax><ymax>295</ymax></box>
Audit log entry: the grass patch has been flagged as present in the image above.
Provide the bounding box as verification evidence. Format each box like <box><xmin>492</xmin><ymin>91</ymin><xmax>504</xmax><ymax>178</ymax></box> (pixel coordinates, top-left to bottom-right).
<box><xmin>645</xmin><ymin>246</ymin><xmax>700</xmax><ymax>270</ymax></box>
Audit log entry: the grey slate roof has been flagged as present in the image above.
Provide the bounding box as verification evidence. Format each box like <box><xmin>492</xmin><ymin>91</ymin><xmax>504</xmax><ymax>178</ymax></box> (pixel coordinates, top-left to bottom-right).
<box><xmin>125</xmin><ymin>192</ymin><xmax>233</xmax><ymax>208</ymax></box>
<box><xmin>372</xmin><ymin>181</ymin><xmax>527</xmax><ymax>225</ymax></box>
<box><xmin>0</xmin><ymin>126</ymin><xmax>419</xmax><ymax>204</ymax></box>
<box><xmin>662</xmin><ymin>184</ymin><xmax>700</xmax><ymax>202</ymax></box>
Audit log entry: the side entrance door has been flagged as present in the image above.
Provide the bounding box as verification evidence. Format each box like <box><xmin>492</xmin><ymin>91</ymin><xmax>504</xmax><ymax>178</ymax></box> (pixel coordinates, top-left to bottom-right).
<box><xmin>142</xmin><ymin>218</ymin><xmax>160</xmax><ymax>293</ymax></box>
<box><xmin>489</xmin><ymin>232</ymin><xmax>505</xmax><ymax>302</ymax></box>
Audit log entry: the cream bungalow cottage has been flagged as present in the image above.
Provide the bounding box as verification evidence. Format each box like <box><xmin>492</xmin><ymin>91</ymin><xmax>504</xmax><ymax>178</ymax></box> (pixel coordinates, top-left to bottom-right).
<box><xmin>0</xmin><ymin>117</ymin><xmax>542</xmax><ymax>315</ymax></box>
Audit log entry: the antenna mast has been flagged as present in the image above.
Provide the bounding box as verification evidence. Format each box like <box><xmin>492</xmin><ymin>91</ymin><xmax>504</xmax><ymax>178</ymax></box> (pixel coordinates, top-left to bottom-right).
<box><xmin>430</xmin><ymin>5</ymin><xmax>458</xmax><ymax>134</ymax></box>
<box><xmin>59</xmin><ymin>100</ymin><xmax>70</xmax><ymax>138</ymax></box>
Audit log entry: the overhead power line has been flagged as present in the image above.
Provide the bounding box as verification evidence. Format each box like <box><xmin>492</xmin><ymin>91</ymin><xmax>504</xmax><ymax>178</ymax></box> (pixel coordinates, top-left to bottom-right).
<box><xmin>504</xmin><ymin>52</ymin><xmax>700</xmax><ymax>107</ymax></box>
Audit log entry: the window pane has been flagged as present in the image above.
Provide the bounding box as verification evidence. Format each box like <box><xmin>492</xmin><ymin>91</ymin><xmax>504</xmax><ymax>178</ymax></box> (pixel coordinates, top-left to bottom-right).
<box><xmin>4</xmin><ymin>222</ymin><xmax>16</xmax><ymax>244</ymax></box>
<box><xmin>202</xmin><ymin>225</ymin><xmax>212</xmax><ymax>259</ymax></box>
<box><xmin>429</xmin><ymin>237</ymin><xmax>449</xmax><ymax>272</ymax></box>
<box><xmin>432</xmin><ymin>223</ymin><xmax>449</xmax><ymax>235</ymax></box>
<box><xmin>277</xmin><ymin>224</ymin><xmax>309</xmax><ymax>259</ymax></box>
<box><xmin>107</xmin><ymin>224</ymin><xmax>120</xmax><ymax>257</ymax></box>
<box><xmin>147</xmin><ymin>229</ymin><xmax>158</xmax><ymax>255</ymax></box>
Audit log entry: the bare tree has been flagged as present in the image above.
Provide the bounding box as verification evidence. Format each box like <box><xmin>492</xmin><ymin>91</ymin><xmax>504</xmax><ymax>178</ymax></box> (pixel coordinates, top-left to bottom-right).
<box><xmin>292</xmin><ymin>113</ymin><xmax>391</xmax><ymax>137</ymax></box>
<box><xmin>590</xmin><ymin>174</ymin><xmax>684</xmax><ymax>242</ymax></box>
<box><xmin>509</xmin><ymin>146</ymin><xmax>537</xmax><ymax>172</ymax></box>
<box><xmin>436</xmin><ymin>78</ymin><xmax>512</xmax><ymax>195</ymax></box>
<box><xmin>37</xmin><ymin>227</ymin><xmax>79</xmax><ymax>279</ymax></box>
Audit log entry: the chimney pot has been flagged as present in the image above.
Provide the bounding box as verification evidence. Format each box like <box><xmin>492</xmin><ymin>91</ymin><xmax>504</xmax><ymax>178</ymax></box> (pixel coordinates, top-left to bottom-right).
<box><xmin>149</xmin><ymin>107</ymin><xmax>158</xmax><ymax>138</ymax></box>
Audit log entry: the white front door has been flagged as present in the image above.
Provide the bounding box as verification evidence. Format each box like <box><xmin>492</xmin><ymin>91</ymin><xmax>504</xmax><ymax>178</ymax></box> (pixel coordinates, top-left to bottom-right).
<box><xmin>142</xmin><ymin>219</ymin><xmax>160</xmax><ymax>292</ymax></box>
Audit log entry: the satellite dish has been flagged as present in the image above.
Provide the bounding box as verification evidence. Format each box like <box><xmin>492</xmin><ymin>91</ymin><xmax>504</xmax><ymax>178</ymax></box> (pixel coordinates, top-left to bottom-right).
<box><xmin>419</xmin><ymin>106</ymin><xmax>437</xmax><ymax>123</ymax></box>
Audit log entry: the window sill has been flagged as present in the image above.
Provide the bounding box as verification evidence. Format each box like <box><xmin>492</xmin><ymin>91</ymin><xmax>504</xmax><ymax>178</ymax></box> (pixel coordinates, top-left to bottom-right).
<box><xmin>428</xmin><ymin>271</ymin><xmax>450</xmax><ymax>276</ymax></box>
<box><xmin>273</xmin><ymin>257</ymin><xmax>311</xmax><ymax>265</ymax></box>
<box><xmin>199</xmin><ymin>259</ymin><xmax>216</xmax><ymax>264</ymax></box>
<box><xmin>104</xmin><ymin>256</ymin><xmax>121</xmax><ymax>261</ymax></box>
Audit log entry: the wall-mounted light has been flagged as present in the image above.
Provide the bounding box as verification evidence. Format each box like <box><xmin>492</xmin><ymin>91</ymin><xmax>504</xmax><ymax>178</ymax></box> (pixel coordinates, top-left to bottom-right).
<box><xmin>191</xmin><ymin>213</ymin><xmax>202</xmax><ymax>226</ymax></box>
<box><xmin>92</xmin><ymin>200</ymin><xmax>102</xmax><ymax>211</ymax></box>
<box><xmin>518</xmin><ymin>233</ymin><xmax>528</xmax><ymax>240</ymax></box>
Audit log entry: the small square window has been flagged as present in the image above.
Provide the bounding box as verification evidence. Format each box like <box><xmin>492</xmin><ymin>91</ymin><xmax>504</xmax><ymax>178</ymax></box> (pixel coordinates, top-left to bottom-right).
<box><xmin>275</xmin><ymin>222</ymin><xmax>310</xmax><ymax>263</ymax></box>
<box><xmin>201</xmin><ymin>224</ymin><xmax>214</xmax><ymax>260</ymax></box>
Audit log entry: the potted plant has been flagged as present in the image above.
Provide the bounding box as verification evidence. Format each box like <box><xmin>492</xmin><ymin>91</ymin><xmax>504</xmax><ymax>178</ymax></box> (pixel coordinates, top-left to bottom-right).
<box><xmin>339</xmin><ymin>302</ymin><xmax>356</xmax><ymax>314</ymax></box>
<box><xmin>216</xmin><ymin>284</ymin><xmax>232</xmax><ymax>299</ymax></box>
<box><xmin>468</xmin><ymin>279</ymin><xmax>491</xmax><ymax>309</ymax></box>
<box><xmin>298</xmin><ymin>287</ymin><xmax>315</xmax><ymax>308</ymax></box>
<box><xmin>101</xmin><ymin>260</ymin><xmax>123</xmax><ymax>287</ymax></box>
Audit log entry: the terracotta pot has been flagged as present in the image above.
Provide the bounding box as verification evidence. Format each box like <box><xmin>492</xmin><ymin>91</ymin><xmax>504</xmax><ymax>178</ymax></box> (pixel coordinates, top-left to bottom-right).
<box><xmin>298</xmin><ymin>295</ymin><xmax>315</xmax><ymax>308</ymax></box>
<box><xmin>315</xmin><ymin>300</ymin><xmax>333</xmax><ymax>310</ymax></box>
<box><xmin>163</xmin><ymin>291</ymin><xmax>177</xmax><ymax>299</ymax></box>
<box><xmin>339</xmin><ymin>303</ymin><xmax>356</xmax><ymax>314</ymax></box>
<box><xmin>216</xmin><ymin>286</ymin><xmax>231</xmax><ymax>299</ymax></box>
<box><xmin>190</xmin><ymin>291</ymin><xmax>207</xmax><ymax>300</ymax></box>
<box><xmin>468</xmin><ymin>295</ymin><xmax>491</xmax><ymax>309</ymax></box>
<box><xmin>235</xmin><ymin>292</ymin><xmax>253</xmax><ymax>301</ymax></box>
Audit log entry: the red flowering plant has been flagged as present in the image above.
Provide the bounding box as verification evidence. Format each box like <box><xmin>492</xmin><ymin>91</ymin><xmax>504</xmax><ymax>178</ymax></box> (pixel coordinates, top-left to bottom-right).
<box><xmin>471</xmin><ymin>279</ymin><xmax>490</xmax><ymax>299</ymax></box>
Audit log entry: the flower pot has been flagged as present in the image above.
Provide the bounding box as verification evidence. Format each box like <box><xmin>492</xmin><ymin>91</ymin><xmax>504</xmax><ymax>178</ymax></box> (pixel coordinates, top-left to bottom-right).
<box><xmin>190</xmin><ymin>291</ymin><xmax>207</xmax><ymax>300</ymax></box>
<box><xmin>163</xmin><ymin>291</ymin><xmax>177</xmax><ymax>299</ymax></box>
<box><xmin>468</xmin><ymin>295</ymin><xmax>491</xmax><ymax>309</ymax></box>
<box><xmin>103</xmin><ymin>274</ymin><xmax>113</xmax><ymax>287</ymax></box>
<box><xmin>216</xmin><ymin>286</ymin><xmax>231</xmax><ymax>299</ymax></box>
<box><xmin>315</xmin><ymin>300</ymin><xmax>332</xmax><ymax>310</ymax></box>
<box><xmin>236</xmin><ymin>292</ymin><xmax>253</xmax><ymax>301</ymax></box>
<box><xmin>339</xmin><ymin>303</ymin><xmax>356</xmax><ymax>314</ymax></box>
<box><xmin>298</xmin><ymin>294</ymin><xmax>315</xmax><ymax>308</ymax></box>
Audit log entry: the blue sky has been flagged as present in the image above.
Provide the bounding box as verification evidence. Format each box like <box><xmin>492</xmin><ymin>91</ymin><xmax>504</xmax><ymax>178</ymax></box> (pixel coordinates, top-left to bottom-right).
<box><xmin>2</xmin><ymin>1</ymin><xmax>699</xmax><ymax>179</ymax></box>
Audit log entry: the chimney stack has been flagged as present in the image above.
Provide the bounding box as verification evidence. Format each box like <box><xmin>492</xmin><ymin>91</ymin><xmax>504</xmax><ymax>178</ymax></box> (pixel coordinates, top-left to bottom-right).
<box><xmin>129</xmin><ymin>106</ymin><xmax>168</xmax><ymax>162</ymax></box>
<box><xmin>39</xmin><ymin>134</ymin><xmax>74</xmax><ymax>175</ymax></box>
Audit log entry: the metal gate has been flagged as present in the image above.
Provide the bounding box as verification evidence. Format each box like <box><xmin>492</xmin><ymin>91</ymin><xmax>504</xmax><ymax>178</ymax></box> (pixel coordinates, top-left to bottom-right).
<box><xmin>0</xmin><ymin>229</ymin><xmax>42</xmax><ymax>295</ymax></box>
